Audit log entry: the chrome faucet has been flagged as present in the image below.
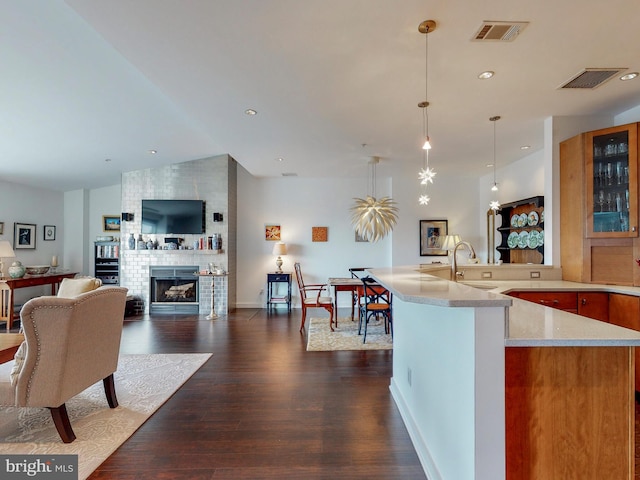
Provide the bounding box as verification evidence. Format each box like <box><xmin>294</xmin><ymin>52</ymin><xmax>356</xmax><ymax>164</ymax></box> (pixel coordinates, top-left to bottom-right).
<box><xmin>451</xmin><ymin>241</ymin><xmax>477</xmax><ymax>281</ymax></box>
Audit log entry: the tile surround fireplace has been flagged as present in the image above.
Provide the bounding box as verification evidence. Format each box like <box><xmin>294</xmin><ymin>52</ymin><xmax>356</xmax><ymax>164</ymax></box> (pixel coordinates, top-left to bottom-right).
<box><xmin>119</xmin><ymin>155</ymin><xmax>237</xmax><ymax>315</ymax></box>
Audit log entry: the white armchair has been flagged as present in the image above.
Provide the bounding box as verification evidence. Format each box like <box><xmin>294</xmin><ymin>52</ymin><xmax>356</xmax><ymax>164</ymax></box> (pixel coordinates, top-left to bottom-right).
<box><xmin>0</xmin><ymin>286</ymin><xmax>128</xmax><ymax>442</ymax></box>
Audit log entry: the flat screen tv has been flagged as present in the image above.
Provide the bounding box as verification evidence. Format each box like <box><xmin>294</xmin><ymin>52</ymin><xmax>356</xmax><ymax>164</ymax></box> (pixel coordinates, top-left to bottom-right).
<box><xmin>141</xmin><ymin>199</ymin><xmax>205</xmax><ymax>234</ymax></box>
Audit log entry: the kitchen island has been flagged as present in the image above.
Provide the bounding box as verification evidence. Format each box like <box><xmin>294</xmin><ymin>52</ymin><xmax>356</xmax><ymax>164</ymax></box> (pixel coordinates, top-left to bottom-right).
<box><xmin>369</xmin><ymin>266</ymin><xmax>640</xmax><ymax>480</ymax></box>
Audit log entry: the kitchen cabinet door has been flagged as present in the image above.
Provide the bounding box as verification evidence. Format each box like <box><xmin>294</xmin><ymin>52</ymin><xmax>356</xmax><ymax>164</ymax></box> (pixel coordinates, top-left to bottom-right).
<box><xmin>509</xmin><ymin>291</ymin><xmax>578</xmax><ymax>313</ymax></box>
<box><xmin>585</xmin><ymin>123</ymin><xmax>638</xmax><ymax>238</ymax></box>
<box><xmin>577</xmin><ymin>292</ymin><xmax>609</xmax><ymax>322</ymax></box>
<box><xmin>609</xmin><ymin>293</ymin><xmax>640</xmax><ymax>390</ymax></box>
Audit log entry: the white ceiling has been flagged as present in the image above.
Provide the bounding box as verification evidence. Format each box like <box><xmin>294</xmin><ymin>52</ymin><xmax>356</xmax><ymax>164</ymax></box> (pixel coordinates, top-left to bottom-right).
<box><xmin>3</xmin><ymin>0</ymin><xmax>640</xmax><ymax>192</ymax></box>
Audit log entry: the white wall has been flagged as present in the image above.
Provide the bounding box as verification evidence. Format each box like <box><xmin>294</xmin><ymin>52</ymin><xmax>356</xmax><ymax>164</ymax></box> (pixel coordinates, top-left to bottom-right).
<box><xmin>237</xmin><ymin>171</ymin><xmax>391</xmax><ymax>308</ymax></box>
<box><xmin>0</xmin><ymin>179</ymin><xmax>65</xmax><ymax>304</ymax></box>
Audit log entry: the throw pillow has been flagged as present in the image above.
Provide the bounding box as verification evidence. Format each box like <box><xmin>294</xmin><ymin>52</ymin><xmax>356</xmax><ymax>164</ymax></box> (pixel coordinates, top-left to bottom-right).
<box><xmin>57</xmin><ymin>277</ymin><xmax>102</xmax><ymax>298</ymax></box>
<box><xmin>10</xmin><ymin>342</ymin><xmax>26</xmax><ymax>386</ymax></box>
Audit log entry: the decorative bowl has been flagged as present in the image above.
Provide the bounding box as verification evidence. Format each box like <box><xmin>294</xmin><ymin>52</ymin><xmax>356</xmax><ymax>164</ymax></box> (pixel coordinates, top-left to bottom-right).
<box><xmin>25</xmin><ymin>265</ymin><xmax>50</xmax><ymax>275</ymax></box>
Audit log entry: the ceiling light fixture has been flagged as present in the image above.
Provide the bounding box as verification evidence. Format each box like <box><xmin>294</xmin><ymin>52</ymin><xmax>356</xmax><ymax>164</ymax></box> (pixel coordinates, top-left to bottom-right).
<box><xmin>350</xmin><ymin>156</ymin><xmax>398</xmax><ymax>242</ymax></box>
<box><xmin>520</xmin><ymin>145</ymin><xmax>531</xmax><ymax>150</ymax></box>
<box><xmin>478</xmin><ymin>71</ymin><xmax>494</xmax><ymax>79</ymax></box>
<box><xmin>489</xmin><ymin>115</ymin><xmax>501</xmax><ymax>210</ymax></box>
<box><xmin>418</xmin><ymin>19</ymin><xmax>437</xmax><ymax>206</ymax></box>
<box><xmin>620</xmin><ymin>72</ymin><xmax>639</xmax><ymax>81</ymax></box>
<box><xmin>244</xmin><ymin>108</ymin><xmax>257</xmax><ymax>115</ymax></box>
<box><xmin>148</xmin><ymin>149</ymin><xmax>157</xmax><ymax>154</ymax></box>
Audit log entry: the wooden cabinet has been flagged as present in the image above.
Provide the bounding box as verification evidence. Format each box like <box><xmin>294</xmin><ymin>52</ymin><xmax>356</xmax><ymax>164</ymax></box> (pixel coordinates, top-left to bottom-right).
<box><xmin>95</xmin><ymin>241</ymin><xmax>119</xmax><ymax>285</ymax></box>
<box><xmin>496</xmin><ymin>196</ymin><xmax>544</xmax><ymax>264</ymax></box>
<box><xmin>577</xmin><ymin>292</ymin><xmax>609</xmax><ymax>321</ymax></box>
<box><xmin>609</xmin><ymin>293</ymin><xmax>640</xmax><ymax>390</ymax></box>
<box><xmin>508</xmin><ymin>291</ymin><xmax>577</xmax><ymax>313</ymax></box>
<box><xmin>560</xmin><ymin>122</ymin><xmax>640</xmax><ymax>285</ymax></box>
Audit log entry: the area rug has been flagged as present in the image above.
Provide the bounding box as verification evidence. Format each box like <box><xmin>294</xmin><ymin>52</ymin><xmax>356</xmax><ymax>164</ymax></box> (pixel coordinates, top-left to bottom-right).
<box><xmin>306</xmin><ymin>317</ymin><xmax>393</xmax><ymax>351</ymax></box>
<box><xmin>0</xmin><ymin>353</ymin><xmax>211</xmax><ymax>479</ymax></box>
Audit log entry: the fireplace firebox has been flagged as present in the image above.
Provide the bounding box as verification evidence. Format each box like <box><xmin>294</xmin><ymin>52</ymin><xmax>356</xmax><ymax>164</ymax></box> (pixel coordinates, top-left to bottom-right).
<box><xmin>149</xmin><ymin>266</ymin><xmax>199</xmax><ymax>314</ymax></box>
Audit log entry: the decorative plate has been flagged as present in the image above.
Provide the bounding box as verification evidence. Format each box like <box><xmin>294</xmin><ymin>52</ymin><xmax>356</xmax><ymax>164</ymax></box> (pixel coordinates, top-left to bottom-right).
<box><xmin>527</xmin><ymin>230</ymin><xmax>539</xmax><ymax>249</ymax></box>
<box><xmin>508</xmin><ymin>232</ymin><xmax>519</xmax><ymax>249</ymax></box>
<box><xmin>511</xmin><ymin>214</ymin><xmax>519</xmax><ymax>228</ymax></box>
<box><xmin>540</xmin><ymin>210</ymin><xmax>544</xmax><ymax>224</ymax></box>
<box><xmin>528</xmin><ymin>211</ymin><xmax>539</xmax><ymax>226</ymax></box>
<box><xmin>517</xmin><ymin>213</ymin><xmax>528</xmax><ymax>227</ymax></box>
<box><xmin>518</xmin><ymin>231</ymin><xmax>529</xmax><ymax>248</ymax></box>
<box><xmin>538</xmin><ymin>229</ymin><xmax>544</xmax><ymax>245</ymax></box>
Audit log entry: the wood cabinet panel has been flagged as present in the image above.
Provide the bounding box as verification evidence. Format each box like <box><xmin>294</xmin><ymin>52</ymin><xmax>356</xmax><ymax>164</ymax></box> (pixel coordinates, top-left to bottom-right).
<box><xmin>506</xmin><ymin>346</ymin><xmax>634</xmax><ymax>479</ymax></box>
<box><xmin>609</xmin><ymin>293</ymin><xmax>640</xmax><ymax>390</ymax></box>
<box><xmin>577</xmin><ymin>292</ymin><xmax>609</xmax><ymax>321</ymax></box>
<box><xmin>510</xmin><ymin>291</ymin><xmax>578</xmax><ymax>312</ymax></box>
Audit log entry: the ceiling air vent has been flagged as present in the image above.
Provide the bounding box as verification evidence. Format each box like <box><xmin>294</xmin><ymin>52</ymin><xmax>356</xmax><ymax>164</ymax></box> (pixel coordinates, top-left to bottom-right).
<box><xmin>281</xmin><ymin>172</ymin><xmax>298</xmax><ymax>177</ymax></box>
<box><xmin>472</xmin><ymin>21</ymin><xmax>529</xmax><ymax>42</ymax></box>
<box><xmin>559</xmin><ymin>68</ymin><xmax>627</xmax><ymax>89</ymax></box>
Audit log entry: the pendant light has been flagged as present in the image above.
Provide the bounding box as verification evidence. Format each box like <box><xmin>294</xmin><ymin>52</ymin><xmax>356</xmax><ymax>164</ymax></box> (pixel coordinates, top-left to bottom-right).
<box><xmin>351</xmin><ymin>156</ymin><xmax>398</xmax><ymax>242</ymax></box>
<box><xmin>417</xmin><ymin>20</ymin><xmax>437</xmax><ymax>206</ymax></box>
<box><xmin>489</xmin><ymin>115</ymin><xmax>501</xmax><ymax>210</ymax></box>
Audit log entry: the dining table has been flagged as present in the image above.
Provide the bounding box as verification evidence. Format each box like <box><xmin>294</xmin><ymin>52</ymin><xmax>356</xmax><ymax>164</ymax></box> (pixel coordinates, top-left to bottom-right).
<box><xmin>328</xmin><ymin>277</ymin><xmax>363</xmax><ymax>320</ymax></box>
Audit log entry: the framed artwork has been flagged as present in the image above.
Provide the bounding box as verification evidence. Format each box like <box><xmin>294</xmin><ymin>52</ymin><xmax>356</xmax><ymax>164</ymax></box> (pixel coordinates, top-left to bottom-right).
<box><xmin>0</xmin><ymin>222</ymin><xmax>3</xmax><ymax>235</ymax></box>
<box><xmin>355</xmin><ymin>231</ymin><xmax>369</xmax><ymax>242</ymax></box>
<box><xmin>102</xmin><ymin>215</ymin><xmax>121</xmax><ymax>232</ymax></box>
<box><xmin>265</xmin><ymin>224</ymin><xmax>281</xmax><ymax>241</ymax></box>
<box><xmin>312</xmin><ymin>226</ymin><xmax>328</xmax><ymax>242</ymax></box>
<box><xmin>44</xmin><ymin>225</ymin><xmax>56</xmax><ymax>241</ymax></box>
<box><xmin>420</xmin><ymin>219</ymin><xmax>448</xmax><ymax>256</ymax></box>
<box><xmin>14</xmin><ymin>222</ymin><xmax>36</xmax><ymax>249</ymax></box>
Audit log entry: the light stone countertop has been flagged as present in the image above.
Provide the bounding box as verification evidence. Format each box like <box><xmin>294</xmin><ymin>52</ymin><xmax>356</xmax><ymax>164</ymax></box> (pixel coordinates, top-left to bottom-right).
<box><xmin>368</xmin><ymin>266</ymin><xmax>640</xmax><ymax>347</ymax></box>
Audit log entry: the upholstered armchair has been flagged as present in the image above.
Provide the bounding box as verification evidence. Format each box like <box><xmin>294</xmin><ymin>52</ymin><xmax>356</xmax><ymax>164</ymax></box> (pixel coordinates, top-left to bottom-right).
<box><xmin>0</xmin><ymin>286</ymin><xmax>128</xmax><ymax>442</ymax></box>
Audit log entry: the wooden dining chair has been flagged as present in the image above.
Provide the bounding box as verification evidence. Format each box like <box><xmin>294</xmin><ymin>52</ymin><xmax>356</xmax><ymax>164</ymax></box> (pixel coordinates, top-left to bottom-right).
<box><xmin>0</xmin><ymin>282</ymin><xmax>10</xmax><ymax>332</ymax></box>
<box><xmin>358</xmin><ymin>276</ymin><xmax>392</xmax><ymax>343</ymax></box>
<box><xmin>294</xmin><ymin>262</ymin><xmax>335</xmax><ymax>332</ymax></box>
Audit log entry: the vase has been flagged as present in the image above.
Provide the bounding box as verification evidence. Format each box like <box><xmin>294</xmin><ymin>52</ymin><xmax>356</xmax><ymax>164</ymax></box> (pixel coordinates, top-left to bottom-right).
<box><xmin>8</xmin><ymin>261</ymin><xmax>26</xmax><ymax>279</ymax></box>
<box><xmin>128</xmin><ymin>233</ymin><xmax>135</xmax><ymax>250</ymax></box>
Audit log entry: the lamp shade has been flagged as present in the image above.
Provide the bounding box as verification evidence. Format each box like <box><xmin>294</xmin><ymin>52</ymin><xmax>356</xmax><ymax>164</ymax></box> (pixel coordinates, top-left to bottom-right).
<box><xmin>272</xmin><ymin>242</ymin><xmax>287</xmax><ymax>256</ymax></box>
<box><xmin>0</xmin><ymin>240</ymin><xmax>16</xmax><ymax>258</ymax></box>
<box><xmin>440</xmin><ymin>235</ymin><xmax>461</xmax><ymax>252</ymax></box>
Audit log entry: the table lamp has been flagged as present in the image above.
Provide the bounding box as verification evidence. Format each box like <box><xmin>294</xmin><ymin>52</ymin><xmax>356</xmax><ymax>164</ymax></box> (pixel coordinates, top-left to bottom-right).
<box><xmin>440</xmin><ymin>235</ymin><xmax>461</xmax><ymax>263</ymax></box>
<box><xmin>272</xmin><ymin>242</ymin><xmax>287</xmax><ymax>273</ymax></box>
<box><xmin>0</xmin><ymin>240</ymin><xmax>16</xmax><ymax>277</ymax></box>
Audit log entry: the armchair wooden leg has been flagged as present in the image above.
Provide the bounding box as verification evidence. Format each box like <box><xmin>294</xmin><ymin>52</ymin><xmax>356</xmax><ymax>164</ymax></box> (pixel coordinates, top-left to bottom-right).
<box><xmin>327</xmin><ymin>306</ymin><xmax>335</xmax><ymax>331</ymax></box>
<box><xmin>299</xmin><ymin>307</ymin><xmax>307</xmax><ymax>332</ymax></box>
<box><xmin>103</xmin><ymin>374</ymin><xmax>118</xmax><ymax>408</ymax></box>
<box><xmin>49</xmin><ymin>404</ymin><xmax>76</xmax><ymax>443</ymax></box>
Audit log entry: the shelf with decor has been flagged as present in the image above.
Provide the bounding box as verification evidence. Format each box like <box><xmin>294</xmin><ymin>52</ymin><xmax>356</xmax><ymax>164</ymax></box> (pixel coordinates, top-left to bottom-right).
<box><xmin>95</xmin><ymin>241</ymin><xmax>119</xmax><ymax>285</ymax></box>
<box><xmin>496</xmin><ymin>196</ymin><xmax>544</xmax><ymax>264</ymax></box>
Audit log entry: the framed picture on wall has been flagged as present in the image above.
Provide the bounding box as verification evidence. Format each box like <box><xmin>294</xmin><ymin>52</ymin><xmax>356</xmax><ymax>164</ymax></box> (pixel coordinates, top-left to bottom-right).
<box><xmin>265</xmin><ymin>224</ymin><xmax>281</xmax><ymax>241</ymax></box>
<box><xmin>419</xmin><ymin>219</ymin><xmax>448</xmax><ymax>256</ymax></box>
<box><xmin>43</xmin><ymin>225</ymin><xmax>56</xmax><ymax>241</ymax></box>
<box><xmin>14</xmin><ymin>222</ymin><xmax>36</xmax><ymax>249</ymax></box>
<box><xmin>102</xmin><ymin>215</ymin><xmax>121</xmax><ymax>232</ymax></box>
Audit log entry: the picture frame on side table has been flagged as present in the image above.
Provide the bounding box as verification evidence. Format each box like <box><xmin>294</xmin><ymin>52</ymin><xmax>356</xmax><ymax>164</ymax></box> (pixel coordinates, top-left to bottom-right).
<box><xmin>14</xmin><ymin>223</ymin><xmax>36</xmax><ymax>249</ymax></box>
<box><xmin>102</xmin><ymin>215</ymin><xmax>121</xmax><ymax>232</ymax></box>
<box><xmin>420</xmin><ymin>219</ymin><xmax>448</xmax><ymax>256</ymax></box>
<box><xmin>44</xmin><ymin>225</ymin><xmax>56</xmax><ymax>241</ymax></box>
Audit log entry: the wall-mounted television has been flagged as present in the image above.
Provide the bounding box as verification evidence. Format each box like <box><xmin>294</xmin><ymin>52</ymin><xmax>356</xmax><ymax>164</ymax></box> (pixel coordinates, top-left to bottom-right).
<box><xmin>141</xmin><ymin>199</ymin><xmax>205</xmax><ymax>234</ymax></box>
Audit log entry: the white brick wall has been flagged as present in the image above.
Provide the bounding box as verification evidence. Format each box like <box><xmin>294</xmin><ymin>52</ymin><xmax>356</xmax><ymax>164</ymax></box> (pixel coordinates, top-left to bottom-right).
<box><xmin>120</xmin><ymin>155</ymin><xmax>235</xmax><ymax>315</ymax></box>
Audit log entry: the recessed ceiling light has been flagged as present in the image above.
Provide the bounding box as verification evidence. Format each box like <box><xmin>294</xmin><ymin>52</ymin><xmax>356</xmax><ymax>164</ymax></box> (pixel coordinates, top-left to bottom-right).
<box><xmin>620</xmin><ymin>72</ymin><xmax>639</xmax><ymax>81</ymax></box>
<box><xmin>478</xmin><ymin>71</ymin><xmax>494</xmax><ymax>79</ymax></box>
<box><xmin>486</xmin><ymin>163</ymin><xmax>494</xmax><ymax>168</ymax></box>
<box><xmin>520</xmin><ymin>145</ymin><xmax>531</xmax><ymax>150</ymax></box>
<box><xmin>276</xmin><ymin>157</ymin><xmax>284</xmax><ymax>162</ymax></box>
<box><xmin>148</xmin><ymin>149</ymin><xmax>157</xmax><ymax>154</ymax></box>
<box><xmin>244</xmin><ymin>108</ymin><xmax>257</xmax><ymax>116</ymax></box>
<box><xmin>105</xmin><ymin>158</ymin><xmax>112</xmax><ymax>162</ymax></box>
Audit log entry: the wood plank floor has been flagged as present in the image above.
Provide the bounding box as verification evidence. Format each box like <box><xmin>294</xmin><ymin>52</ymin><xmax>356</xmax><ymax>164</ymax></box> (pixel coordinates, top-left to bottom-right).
<box><xmin>88</xmin><ymin>308</ymin><xmax>426</xmax><ymax>479</ymax></box>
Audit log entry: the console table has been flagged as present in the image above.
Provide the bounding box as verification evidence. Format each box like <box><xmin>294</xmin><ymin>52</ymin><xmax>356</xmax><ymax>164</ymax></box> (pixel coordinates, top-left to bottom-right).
<box><xmin>267</xmin><ymin>272</ymin><xmax>292</xmax><ymax>312</ymax></box>
<box><xmin>1</xmin><ymin>271</ymin><xmax>78</xmax><ymax>331</ymax></box>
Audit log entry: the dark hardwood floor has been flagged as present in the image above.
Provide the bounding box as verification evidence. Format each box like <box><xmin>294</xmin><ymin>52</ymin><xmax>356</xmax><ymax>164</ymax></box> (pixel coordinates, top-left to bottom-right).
<box><xmin>89</xmin><ymin>308</ymin><xmax>426</xmax><ymax>479</ymax></box>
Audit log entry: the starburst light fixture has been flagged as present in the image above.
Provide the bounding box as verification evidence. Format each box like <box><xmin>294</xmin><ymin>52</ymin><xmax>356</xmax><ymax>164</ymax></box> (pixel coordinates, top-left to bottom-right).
<box><xmin>417</xmin><ymin>20</ymin><xmax>437</xmax><ymax>206</ymax></box>
<box><xmin>350</xmin><ymin>157</ymin><xmax>399</xmax><ymax>242</ymax></box>
<box><xmin>489</xmin><ymin>115</ymin><xmax>501</xmax><ymax>209</ymax></box>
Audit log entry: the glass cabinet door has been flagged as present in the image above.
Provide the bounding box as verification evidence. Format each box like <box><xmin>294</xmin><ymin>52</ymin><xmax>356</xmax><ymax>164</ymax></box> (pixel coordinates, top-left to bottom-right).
<box><xmin>586</xmin><ymin>124</ymin><xmax>638</xmax><ymax>237</ymax></box>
